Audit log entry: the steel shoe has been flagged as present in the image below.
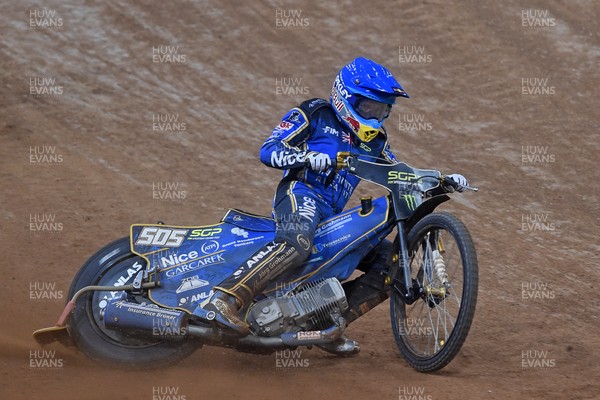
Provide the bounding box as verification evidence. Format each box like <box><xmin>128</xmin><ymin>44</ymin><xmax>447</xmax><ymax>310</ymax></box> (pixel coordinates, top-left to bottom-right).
<box><xmin>317</xmin><ymin>335</ymin><xmax>361</xmax><ymax>356</ymax></box>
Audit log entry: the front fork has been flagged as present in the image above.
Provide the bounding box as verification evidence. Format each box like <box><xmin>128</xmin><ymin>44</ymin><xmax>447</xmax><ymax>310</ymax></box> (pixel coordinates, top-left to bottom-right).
<box><xmin>390</xmin><ymin>221</ymin><xmax>422</xmax><ymax>305</ymax></box>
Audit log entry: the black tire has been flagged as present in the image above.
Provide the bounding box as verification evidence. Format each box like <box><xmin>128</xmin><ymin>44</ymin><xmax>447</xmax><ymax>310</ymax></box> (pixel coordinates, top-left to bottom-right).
<box><xmin>390</xmin><ymin>212</ymin><xmax>478</xmax><ymax>372</ymax></box>
<box><xmin>67</xmin><ymin>237</ymin><xmax>201</xmax><ymax>367</ymax></box>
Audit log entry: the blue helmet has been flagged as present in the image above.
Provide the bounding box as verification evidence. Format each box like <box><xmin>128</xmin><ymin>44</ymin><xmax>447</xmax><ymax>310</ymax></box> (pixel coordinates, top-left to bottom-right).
<box><xmin>330</xmin><ymin>57</ymin><xmax>409</xmax><ymax>142</ymax></box>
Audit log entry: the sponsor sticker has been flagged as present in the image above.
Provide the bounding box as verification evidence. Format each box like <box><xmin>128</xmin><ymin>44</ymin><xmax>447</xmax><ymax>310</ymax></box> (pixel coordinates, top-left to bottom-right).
<box><xmin>297</xmin><ymin>331</ymin><xmax>321</xmax><ymax>340</ymax></box>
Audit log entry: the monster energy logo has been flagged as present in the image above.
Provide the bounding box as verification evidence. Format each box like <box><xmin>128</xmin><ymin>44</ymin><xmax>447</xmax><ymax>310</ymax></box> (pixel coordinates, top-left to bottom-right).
<box><xmin>403</xmin><ymin>194</ymin><xmax>418</xmax><ymax>210</ymax></box>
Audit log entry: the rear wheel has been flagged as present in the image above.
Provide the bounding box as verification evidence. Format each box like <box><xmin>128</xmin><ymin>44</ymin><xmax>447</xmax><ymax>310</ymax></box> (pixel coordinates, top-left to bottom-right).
<box><xmin>390</xmin><ymin>212</ymin><xmax>478</xmax><ymax>372</ymax></box>
<box><xmin>68</xmin><ymin>237</ymin><xmax>201</xmax><ymax>366</ymax></box>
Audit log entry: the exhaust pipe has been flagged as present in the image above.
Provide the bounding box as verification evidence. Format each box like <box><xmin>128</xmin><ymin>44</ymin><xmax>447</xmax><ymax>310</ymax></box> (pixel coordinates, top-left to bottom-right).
<box><xmin>185</xmin><ymin>316</ymin><xmax>346</xmax><ymax>348</ymax></box>
<box><xmin>103</xmin><ymin>300</ymin><xmax>187</xmax><ymax>337</ymax></box>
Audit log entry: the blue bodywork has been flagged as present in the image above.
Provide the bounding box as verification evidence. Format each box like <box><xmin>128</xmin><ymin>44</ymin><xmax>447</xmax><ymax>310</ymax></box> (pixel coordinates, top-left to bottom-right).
<box><xmin>130</xmin><ymin>196</ymin><xmax>394</xmax><ymax>314</ymax></box>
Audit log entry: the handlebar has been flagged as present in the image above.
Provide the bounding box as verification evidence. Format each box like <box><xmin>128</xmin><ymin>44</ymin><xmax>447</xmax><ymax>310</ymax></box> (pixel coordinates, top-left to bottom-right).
<box><xmin>312</xmin><ymin>154</ymin><xmax>479</xmax><ymax>193</ymax></box>
<box><xmin>442</xmin><ymin>176</ymin><xmax>479</xmax><ymax>192</ymax></box>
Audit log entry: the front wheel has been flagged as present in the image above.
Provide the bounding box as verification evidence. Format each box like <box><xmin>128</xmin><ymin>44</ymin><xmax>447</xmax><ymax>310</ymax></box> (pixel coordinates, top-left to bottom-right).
<box><xmin>390</xmin><ymin>212</ymin><xmax>478</xmax><ymax>372</ymax></box>
<box><xmin>67</xmin><ymin>237</ymin><xmax>201</xmax><ymax>366</ymax></box>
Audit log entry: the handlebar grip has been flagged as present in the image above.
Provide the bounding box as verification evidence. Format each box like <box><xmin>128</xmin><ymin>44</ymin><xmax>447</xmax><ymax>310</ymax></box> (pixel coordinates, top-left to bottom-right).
<box><xmin>442</xmin><ymin>176</ymin><xmax>457</xmax><ymax>193</ymax></box>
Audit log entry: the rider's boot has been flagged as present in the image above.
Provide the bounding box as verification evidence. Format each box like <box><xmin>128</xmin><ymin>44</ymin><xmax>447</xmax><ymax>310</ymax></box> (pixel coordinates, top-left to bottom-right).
<box><xmin>205</xmin><ymin>241</ymin><xmax>301</xmax><ymax>335</ymax></box>
<box><xmin>204</xmin><ymin>290</ymin><xmax>250</xmax><ymax>335</ymax></box>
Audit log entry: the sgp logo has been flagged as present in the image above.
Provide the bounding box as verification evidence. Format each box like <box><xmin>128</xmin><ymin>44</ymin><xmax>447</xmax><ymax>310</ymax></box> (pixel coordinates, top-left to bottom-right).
<box><xmin>190</xmin><ymin>227</ymin><xmax>222</xmax><ymax>238</ymax></box>
<box><xmin>388</xmin><ymin>171</ymin><xmax>418</xmax><ymax>182</ymax></box>
<box><xmin>135</xmin><ymin>227</ymin><xmax>188</xmax><ymax>247</ymax></box>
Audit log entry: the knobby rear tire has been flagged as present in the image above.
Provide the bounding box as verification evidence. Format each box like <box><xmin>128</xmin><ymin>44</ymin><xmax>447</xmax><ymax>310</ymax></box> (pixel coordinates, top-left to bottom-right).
<box><xmin>67</xmin><ymin>237</ymin><xmax>201</xmax><ymax>367</ymax></box>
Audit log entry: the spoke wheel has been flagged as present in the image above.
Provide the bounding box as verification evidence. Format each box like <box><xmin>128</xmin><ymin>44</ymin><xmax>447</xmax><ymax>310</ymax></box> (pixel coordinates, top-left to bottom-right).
<box><xmin>390</xmin><ymin>212</ymin><xmax>478</xmax><ymax>372</ymax></box>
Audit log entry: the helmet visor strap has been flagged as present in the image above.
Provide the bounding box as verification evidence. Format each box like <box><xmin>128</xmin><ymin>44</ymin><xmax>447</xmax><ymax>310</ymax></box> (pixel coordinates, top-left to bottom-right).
<box><xmin>354</xmin><ymin>97</ymin><xmax>392</xmax><ymax>122</ymax></box>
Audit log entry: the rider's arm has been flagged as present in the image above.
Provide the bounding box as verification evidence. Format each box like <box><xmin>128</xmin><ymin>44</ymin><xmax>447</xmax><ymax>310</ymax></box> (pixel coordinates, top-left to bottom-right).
<box><xmin>377</xmin><ymin>127</ymin><xmax>398</xmax><ymax>164</ymax></box>
<box><xmin>381</xmin><ymin>142</ymin><xmax>398</xmax><ymax>164</ymax></box>
<box><xmin>260</xmin><ymin>108</ymin><xmax>312</xmax><ymax>170</ymax></box>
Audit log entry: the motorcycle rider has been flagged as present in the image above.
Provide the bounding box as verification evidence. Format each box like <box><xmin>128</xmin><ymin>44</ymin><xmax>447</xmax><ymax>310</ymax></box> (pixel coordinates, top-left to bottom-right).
<box><xmin>204</xmin><ymin>57</ymin><xmax>468</xmax><ymax>354</ymax></box>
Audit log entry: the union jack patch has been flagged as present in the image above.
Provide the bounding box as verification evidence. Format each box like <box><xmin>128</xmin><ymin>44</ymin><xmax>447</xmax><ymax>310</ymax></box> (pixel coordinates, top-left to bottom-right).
<box><xmin>342</xmin><ymin>132</ymin><xmax>351</xmax><ymax>144</ymax></box>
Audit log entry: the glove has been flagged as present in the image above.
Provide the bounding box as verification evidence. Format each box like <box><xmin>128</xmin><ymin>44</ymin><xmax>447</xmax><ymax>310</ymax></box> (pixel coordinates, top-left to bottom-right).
<box><xmin>305</xmin><ymin>152</ymin><xmax>332</xmax><ymax>172</ymax></box>
<box><xmin>447</xmin><ymin>173</ymin><xmax>468</xmax><ymax>192</ymax></box>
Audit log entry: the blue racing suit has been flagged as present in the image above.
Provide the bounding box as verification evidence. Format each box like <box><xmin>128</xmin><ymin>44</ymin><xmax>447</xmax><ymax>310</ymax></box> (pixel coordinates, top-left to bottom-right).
<box><xmin>215</xmin><ymin>98</ymin><xmax>397</xmax><ymax>306</ymax></box>
<box><xmin>260</xmin><ymin>98</ymin><xmax>397</xmax><ymax>215</ymax></box>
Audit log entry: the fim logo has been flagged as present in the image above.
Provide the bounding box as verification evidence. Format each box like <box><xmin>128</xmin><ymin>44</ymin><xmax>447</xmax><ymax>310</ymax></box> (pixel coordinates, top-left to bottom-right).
<box><xmin>29</xmin><ymin>145</ymin><xmax>63</xmax><ymax>165</ymax></box>
<box><xmin>30</xmin><ymin>282</ymin><xmax>63</xmax><ymax>301</ymax></box>
<box><xmin>521</xmin><ymin>145</ymin><xmax>555</xmax><ymax>163</ymax></box>
<box><xmin>152</xmin><ymin>386</ymin><xmax>186</xmax><ymax>400</ymax></box>
<box><xmin>399</xmin><ymin>386</ymin><xmax>432</xmax><ymax>400</ymax></box>
<box><xmin>29</xmin><ymin>9</ymin><xmax>63</xmax><ymax>29</ymax></box>
<box><xmin>152</xmin><ymin>113</ymin><xmax>186</xmax><ymax>133</ymax></box>
<box><xmin>399</xmin><ymin>318</ymin><xmax>433</xmax><ymax>336</ymax></box>
<box><xmin>521</xmin><ymin>213</ymin><xmax>556</xmax><ymax>232</ymax></box>
<box><xmin>30</xmin><ymin>77</ymin><xmax>63</xmax><ymax>96</ymax></box>
<box><xmin>152</xmin><ymin>46</ymin><xmax>187</xmax><ymax>64</ymax></box>
<box><xmin>29</xmin><ymin>214</ymin><xmax>63</xmax><ymax>232</ymax></box>
<box><xmin>275</xmin><ymin>349</ymin><xmax>309</xmax><ymax>369</ymax></box>
<box><xmin>275</xmin><ymin>77</ymin><xmax>309</xmax><ymax>96</ymax></box>
<box><xmin>522</xmin><ymin>10</ymin><xmax>556</xmax><ymax>29</ymax></box>
<box><xmin>275</xmin><ymin>9</ymin><xmax>310</xmax><ymax>29</ymax></box>
<box><xmin>399</xmin><ymin>46</ymin><xmax>432</xmax><ymax>64</ymax></box>
<box><xmin>29</xmin><ymin>350</ymin><xmax>64</xmax><ymax>369</ymax></box>
<box><xmin>522</xmin><ymin>349</ymin><xmax>556</xmax><ymax>369</ymax></box>
<box><xmin>399</xmin><ymin>114</ymin><xmax>432</xmax><ymax>132</ymax></box>
<box><xmin>521</xmin><ymin>78</ymin><xmax>555</xmax><ymax>95</ymax></box>
<box><xmin>152</xmin><ymin>182</ymin><xmax>187</xmax><ymax>202</ymax></box>
<box><xmin>521</xmin><ymin>282</ymin><xmax>555</xmax><ymax>300</ymax></box>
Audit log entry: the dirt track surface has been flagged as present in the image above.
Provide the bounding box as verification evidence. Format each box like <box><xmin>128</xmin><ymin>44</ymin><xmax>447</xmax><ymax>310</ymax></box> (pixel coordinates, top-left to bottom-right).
<box><xmin>1</xmin><ymin>1</ymin><xmax>599</xmax><ymax>399</ymax></box>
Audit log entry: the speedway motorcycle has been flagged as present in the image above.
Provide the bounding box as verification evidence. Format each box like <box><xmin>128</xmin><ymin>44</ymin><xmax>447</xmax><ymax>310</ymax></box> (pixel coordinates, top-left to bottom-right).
<box><xmin>34</xmin><ymin>154</ymin><xmax>478</xmax><ymax>372</ymax></box>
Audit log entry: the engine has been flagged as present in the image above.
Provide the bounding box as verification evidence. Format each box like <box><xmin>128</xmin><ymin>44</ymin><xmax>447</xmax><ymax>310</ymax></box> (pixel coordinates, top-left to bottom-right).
<box><xmin>247</xmin><ymin>278</ymin><xmax>348</xmax><ymax>337</ymax></box>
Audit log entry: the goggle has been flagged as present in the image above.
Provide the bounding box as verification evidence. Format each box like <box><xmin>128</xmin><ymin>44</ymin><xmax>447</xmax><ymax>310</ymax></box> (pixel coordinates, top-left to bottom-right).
<box><xmin>353</xmin><ymin>96</ymin><xmax>392</xmax><ymax>122</ymax></box>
